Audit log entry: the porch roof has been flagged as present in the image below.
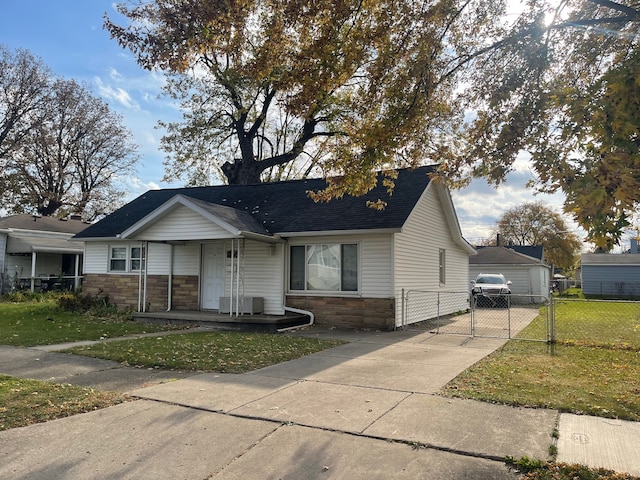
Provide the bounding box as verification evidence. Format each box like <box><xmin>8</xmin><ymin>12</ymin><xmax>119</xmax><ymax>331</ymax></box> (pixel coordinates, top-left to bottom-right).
<box><xmin>119</xmin><ymin>194</ymin><xmax>273</xmax><ymax>240</ymax></box>
<box><xmin>6</xmin><ymin>234</ymin><xmax>84</xmax><ymax>254</ymax></box>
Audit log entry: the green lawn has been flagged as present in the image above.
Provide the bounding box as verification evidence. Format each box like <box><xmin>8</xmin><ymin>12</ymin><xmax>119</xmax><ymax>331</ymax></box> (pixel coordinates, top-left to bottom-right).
<box><xmin>442</xmin><ymin>300</ymin><xmax>640</xmax><ymax>421</ymax></box>
<box><xmin>0</xmin><ymin>298</ymin><xmax>181</xmax><ymax>346</ymax></box>
<box><xmin>0</xmin><ymin>296</ymin><xmax>345</xmax><ymax>430</ymax></box>
<box><xmin>64</xmin><ymin>331</ymin><xmax>346</xmax><ymax>373</ymax></box>
<box><xmin>0</xmin><ymin>374</ymin><xmax>125</xmax><ymax>431</ymax></box>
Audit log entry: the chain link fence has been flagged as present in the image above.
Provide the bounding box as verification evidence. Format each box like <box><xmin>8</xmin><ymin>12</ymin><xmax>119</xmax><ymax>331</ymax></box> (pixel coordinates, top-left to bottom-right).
<box><xmin>582</xmin><ymin>281</ymin><xmax>640</xmax><ymax>300</ymax></box>
<box><xmin>401</xmin><ymin>290</ymin><xmax>550</xmax><ymax>341</ymax></box>
<box><xmin>551</xmin><ymin>297</ymin><xmax>640</xmax><ymax>344</ymax></box>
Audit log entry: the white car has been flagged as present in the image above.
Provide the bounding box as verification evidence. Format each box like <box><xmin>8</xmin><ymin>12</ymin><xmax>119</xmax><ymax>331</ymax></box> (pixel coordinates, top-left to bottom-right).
<box><xmin>471</xmin><ymin>273</ymin><xmax>512</xmax><ymax>307</ymax></box>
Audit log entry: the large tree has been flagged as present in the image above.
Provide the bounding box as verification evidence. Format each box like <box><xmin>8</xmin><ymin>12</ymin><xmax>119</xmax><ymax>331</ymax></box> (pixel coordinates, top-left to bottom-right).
<box><xmin>445</xmin><ymin>0</ymin><xmax>640</xmax><ymax>250</ymax></box>
<box><xmin>492</xmin><ymin>202</ymin><xmax>583</xmax><ymax>272</ymax></box>
<box><xmin>0</xmin><ymin>45</ymin><xmax>52</xmax><ymax>160</ymax></box>
<box><xmin>1</xmin><ymin>70</ymin><xmax>139</xmax><ymax>220</ymax></box>
<box><xmin>106</xmin><ymin>0</ymin><xmax>640</xmax><ymax>247</ymax></box>
<box><xmin>105</xmin><ymin>0</ymin><xmax>504</xmax><ymax>197</ymax></box>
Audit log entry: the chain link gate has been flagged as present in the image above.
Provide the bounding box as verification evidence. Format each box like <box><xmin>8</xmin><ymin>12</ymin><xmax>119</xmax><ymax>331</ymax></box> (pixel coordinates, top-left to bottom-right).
<box><xmin>401</xmin><ymin>289</ymin><xmax>552</xmax><ymax>341</ymax></box>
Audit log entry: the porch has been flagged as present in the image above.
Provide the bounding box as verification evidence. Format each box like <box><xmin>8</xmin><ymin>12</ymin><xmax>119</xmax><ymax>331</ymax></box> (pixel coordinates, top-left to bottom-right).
<box><xmin>133</xmin><ymin>310</ymin><xmax>311</xmax><ymax>333</ymax></box>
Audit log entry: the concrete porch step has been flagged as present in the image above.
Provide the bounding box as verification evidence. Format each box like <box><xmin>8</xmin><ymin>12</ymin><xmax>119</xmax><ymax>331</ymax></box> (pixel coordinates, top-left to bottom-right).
<box><xmin>132</xmin><ymin>310</ymin><xmax>311</xmax><ymax>333</ymax></box>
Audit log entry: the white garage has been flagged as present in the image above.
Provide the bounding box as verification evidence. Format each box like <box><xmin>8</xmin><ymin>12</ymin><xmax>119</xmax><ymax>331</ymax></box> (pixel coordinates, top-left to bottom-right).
<box><xmin>469</xmin><ymin>246</ymin><xmax>551</xmax><ymax>303</ymax></box>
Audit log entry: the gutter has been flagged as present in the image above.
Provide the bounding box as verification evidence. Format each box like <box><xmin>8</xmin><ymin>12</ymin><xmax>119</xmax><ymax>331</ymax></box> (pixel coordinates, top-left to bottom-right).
<box><xmin>277</xmin><ymin>305</ymin><xmax>314</xmax><ymax>333</ymax></box>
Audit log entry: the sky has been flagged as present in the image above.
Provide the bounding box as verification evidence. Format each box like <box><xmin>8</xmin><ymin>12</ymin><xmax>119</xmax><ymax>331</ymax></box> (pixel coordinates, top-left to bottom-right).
<box><xmin>0</xmin><ymin>1</ymin><xmax>588</xmax><ymax>247</ymax></box>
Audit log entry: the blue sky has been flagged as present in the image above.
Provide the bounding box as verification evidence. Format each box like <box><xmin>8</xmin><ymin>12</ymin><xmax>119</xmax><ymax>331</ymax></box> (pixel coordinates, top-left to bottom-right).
<box><xmin>0</xmin><ymin>1</ymin><xmax>582</xmax><ymax>246</ymax></box>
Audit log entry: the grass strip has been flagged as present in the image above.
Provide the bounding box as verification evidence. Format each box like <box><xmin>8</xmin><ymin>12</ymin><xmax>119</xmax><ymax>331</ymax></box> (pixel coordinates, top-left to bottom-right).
<box><xmin>0</xmin><ymin>374</ymin><xmax>125</xmax><ymax>431</ymax></box>
<box><xmin>65</xmin><ymin>332</ymin><xmax>346</xmax><ymax>373</ymax></box>
<box><xmin>0</xmin><ymin>300</ymin><xmax>182</xmax><ymax>347</ymax></box>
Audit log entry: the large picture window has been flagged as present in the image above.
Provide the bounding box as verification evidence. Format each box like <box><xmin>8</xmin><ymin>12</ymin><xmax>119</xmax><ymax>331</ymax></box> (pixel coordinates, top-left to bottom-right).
<box><xmin>290</xmin><ymin>244</ymin><xmax>358</xmax><ymax>292</ymax></box>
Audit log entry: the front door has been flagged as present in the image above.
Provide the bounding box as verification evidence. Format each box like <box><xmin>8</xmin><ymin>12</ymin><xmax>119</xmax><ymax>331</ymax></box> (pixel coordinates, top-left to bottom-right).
<box><xmin>201</xmin><ymin>243</ymin><xmax>225</xmax><ymax>310</ymax></box>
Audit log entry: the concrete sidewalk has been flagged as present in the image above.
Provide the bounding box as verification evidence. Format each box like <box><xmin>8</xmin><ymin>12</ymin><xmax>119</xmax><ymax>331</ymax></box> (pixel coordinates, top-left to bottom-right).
<box><xmin>0</xmin><ymin>327</ymin><xmax>638</xmax><ymax>479</ymax></box>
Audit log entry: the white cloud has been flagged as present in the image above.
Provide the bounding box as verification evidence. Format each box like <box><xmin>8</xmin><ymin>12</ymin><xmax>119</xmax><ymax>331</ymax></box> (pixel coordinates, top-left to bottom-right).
<box><xmin>452</xmin><ymin>160</ymin><xmax>584</xmax><ymax>246</ymax></box>
<box><xmin>95</xmin><ymin>76</ymin><xmax>140</xmax><ymax>110</ymax></box>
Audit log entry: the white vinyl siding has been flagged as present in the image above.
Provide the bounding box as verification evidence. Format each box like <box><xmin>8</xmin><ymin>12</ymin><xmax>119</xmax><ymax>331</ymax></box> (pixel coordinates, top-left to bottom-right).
<box><xmin>287</xmin><ymin>234</ymin><xmax>393</xmax><ymax>298</ymax></box>
<box><xmin>172</xmin><ymin>242</ymin><xmax>200</xmax><ymax>275</ymax></box>
<box><xmin>469</xmin><ymin>265</ymin><xmax>550</xmax><ymax>301</ymax></box>
<box><xmin>226</xmin><ymin>240</ymin><xmax>284</xmax><ymax>315</ymax></box>
<box><xmin>84</xmin><ymin>243</ymin><xmax>109</xmax><ymax>273</ymax></box>
<box><xmin>136</xmin><ymin>205</ymin><xmax>235</xmax><ymax>241</ymax></box>
<box><xmin>394</xmin><ymin>183</ymin><xmax>470</xmax><ymax>325</ymax></box>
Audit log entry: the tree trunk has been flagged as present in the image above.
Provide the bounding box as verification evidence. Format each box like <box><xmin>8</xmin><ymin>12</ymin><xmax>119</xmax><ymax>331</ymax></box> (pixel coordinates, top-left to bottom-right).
<box><xmin>221</xmin><ymin>159</ymin><xmax>264</xmax><ymax>185</ymax></box>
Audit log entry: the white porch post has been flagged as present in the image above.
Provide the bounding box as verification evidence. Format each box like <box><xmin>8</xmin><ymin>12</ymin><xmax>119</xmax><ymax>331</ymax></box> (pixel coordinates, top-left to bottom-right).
<box><xmin>30</xmin><ymin>251</ymin><xmax>37</xmax><ymax>292</ymax></box>
<box><xmin>235</xmin><ymin>239</ymin><xmax>240</xmax><ymax>316</ymax></box>
<box><xmin>74</xmin><ymin>254</ymin><xmax>81</xmax><ymax>291</ymax></box>
<box><xmin>229</xmin><ymin>239</ymin><xmax>234</xmax><ymax>317</ymax></box>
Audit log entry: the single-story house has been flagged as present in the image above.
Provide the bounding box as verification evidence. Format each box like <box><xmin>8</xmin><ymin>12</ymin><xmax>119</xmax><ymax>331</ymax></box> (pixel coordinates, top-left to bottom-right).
<box><xmin>0</xmin><ymin>214</ymin><xmax>87</xmax><ymax>294</ymax></box>
<box><xmin>581</xmin><ymin>240</ymin><xmax>640</xmax><ymax>298</ymax></box>
<box><xmin>469</xmin><ymin>246</ymin><xmax>551</xmax><ymax>303</ymax></box>
<box><xmin>72</xmin><ymin>165</ymin><xmax>476</xmax><ymax>330</ymax></box>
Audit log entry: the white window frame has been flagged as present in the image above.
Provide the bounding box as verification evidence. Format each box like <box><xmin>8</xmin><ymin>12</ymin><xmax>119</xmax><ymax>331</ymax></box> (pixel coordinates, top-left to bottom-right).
<box><xmin>130</xmin><ymin>246</ymin><xmax>146</xmax><ymax>272</ymax></box>
<box><xmin>108</xmin><ymin>244</ymin><xmax>145</xmax><ymax>273</ymax></box>
<box><xmin>289</xmin><ymin>243</ymin><xmax>359</xmax><ymax>293</ymax></box>
<box><xmin>439</xmin><ymin>248</ymin><xmax>446</xmax><ymax>285</ymax></box>
<box><xmin>109</xmin><ymin>246</ymin><xmax>127</xmax><ymax>272</ymax></box>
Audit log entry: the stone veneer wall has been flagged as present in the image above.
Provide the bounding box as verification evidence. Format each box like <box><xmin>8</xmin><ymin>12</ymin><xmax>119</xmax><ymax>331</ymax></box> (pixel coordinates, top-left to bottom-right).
<box><xmin>285</xmin><ymin>296</ymin><xmax>396</xmax><ymax>330</ymax></box>
<box><xmin>168</xmin><ymin>275</ymin><xmax>199</xmax><ymax>310</ymax></box>
<box><xmin>82</xmin><ymin>274</ymin><xmax>199</xmax><ymax>312</ymax></box>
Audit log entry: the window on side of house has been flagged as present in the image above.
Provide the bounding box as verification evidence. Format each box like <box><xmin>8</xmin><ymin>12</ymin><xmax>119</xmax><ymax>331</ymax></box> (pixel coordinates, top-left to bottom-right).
<box><xmin>439</xmin><ymin>248</ymin><xmax>446</xmax><ymax>285</ymax></box>
<box><xmin>289</xmin><ymin>244</ymin><xmax>358</xmax><ymax>292</ymax></box>
<box><xmin>109</xmin><ymin>245</ymin><xmax>145</xmax><ymax>273</ymax></box>
<box><xmin>130</xmin><ymin>246</ymin><xmax>145</xmax><ymax>272</ymax></box>
<box><xmin>109</xmin><ymin>246</ymin><xmax>127</xmax><ymax>272</ymax></box>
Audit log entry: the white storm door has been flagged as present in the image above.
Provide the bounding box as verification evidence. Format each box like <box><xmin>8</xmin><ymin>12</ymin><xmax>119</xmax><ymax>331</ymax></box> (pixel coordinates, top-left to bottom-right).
<box><xmin>202</xmin><ymin>243</ymin><xmax>225</xmax><ymax>310</ymax></box>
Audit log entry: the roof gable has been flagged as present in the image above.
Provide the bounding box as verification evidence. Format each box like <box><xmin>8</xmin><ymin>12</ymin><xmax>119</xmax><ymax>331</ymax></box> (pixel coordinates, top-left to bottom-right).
<box><xmin>76</xmin><ymin>165</ymin><xmax>439</xmax><ymax>240</ymax></box>
<box><xmin>120</xmin><ymin>195</ymin><xmax>270</xmax><ymax>240</ymax></box>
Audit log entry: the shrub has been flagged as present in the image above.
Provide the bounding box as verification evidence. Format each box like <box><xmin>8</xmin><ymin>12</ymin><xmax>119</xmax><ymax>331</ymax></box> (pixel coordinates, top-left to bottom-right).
<box><xmin>56</xmin><ymin>291</ymin><xmax>124</xmax><ymax>315</ymax></box>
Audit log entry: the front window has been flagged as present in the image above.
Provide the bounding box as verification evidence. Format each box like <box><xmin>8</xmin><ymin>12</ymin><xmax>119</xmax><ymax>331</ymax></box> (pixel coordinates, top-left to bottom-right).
<box><xmin>130</xmin><ymin>246</ymin><xmax>146</xmax><ymax>272</ymax></box>
<box><xmin>290</xmin><ymin>244</ymin><xmax>358</xmax><ymax>292</ymax></box>
<box><xmin>109</xmin><ymin>247</ymin><xmax>127</xmax><ymax>272</ymax></box>
<box><xmin>109</xmin><ymin>244</ymin><xmax>145</xmax><ymax>272</ymax></box>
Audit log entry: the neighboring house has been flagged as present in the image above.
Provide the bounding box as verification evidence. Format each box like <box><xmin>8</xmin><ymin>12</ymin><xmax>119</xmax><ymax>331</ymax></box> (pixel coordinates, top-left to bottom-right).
<box><xmin>469</xmin><ymin>246</ymin><xmax>551</xmax><ymax>303</ymax></box>
<box><xmin>72</xmin><ymin>165</ymin><xmax>476</xmax><ymax>330</ymax></box>
<box><xmin>581</xmin><ymin>240</ymin><xmax>640</xmax><ymax>298</ymax></box>
<box><xmin>0</xmin><ymin>214</ymin><xmax>87</xmax><ymax>294</ymax></box>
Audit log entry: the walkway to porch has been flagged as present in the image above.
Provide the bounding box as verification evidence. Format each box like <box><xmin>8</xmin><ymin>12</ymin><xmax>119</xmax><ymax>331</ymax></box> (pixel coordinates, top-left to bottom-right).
<box><xmin>133</xmin><ymin>310</ymin><xmax>311</xmax><ymax>333</ymax></box>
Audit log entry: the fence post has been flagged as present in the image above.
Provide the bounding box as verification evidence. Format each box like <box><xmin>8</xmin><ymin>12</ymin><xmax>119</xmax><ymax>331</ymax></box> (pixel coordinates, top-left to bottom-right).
<box><xmin>401</xmin><ymin>288</ymin><xmax>405</xmax><ymax>330</ymax></box>
<box><xmin>549</xmin><ymin>295</ymin><xmax>556</xmax><ymax>344</ymax></box>
<box><xmin>470</xmin><ymin>293</ymin><xmax>475</xmax><ymax>337</ymax></box>
<box><xmin>507</xmin><ymin>294</ymin><xmax>511</xmax><ymax>339</ymax></box>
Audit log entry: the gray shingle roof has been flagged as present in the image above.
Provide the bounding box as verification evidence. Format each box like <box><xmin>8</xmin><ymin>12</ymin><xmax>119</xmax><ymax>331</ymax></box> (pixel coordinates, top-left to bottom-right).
<box><xmin>0</xmin><ymin>214</ymin><xmax>88</xmax><ymax>234</ymax></box>
<box><xmin>471</xmin><ymin>246</ymin><xmax>544</xmax><ymax>265</ymax></box>
<box><xmin>75</xmin><ymin>165</ymin><xmax>437</xmax><ymax>239</ymax></box>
